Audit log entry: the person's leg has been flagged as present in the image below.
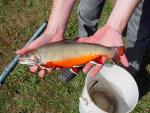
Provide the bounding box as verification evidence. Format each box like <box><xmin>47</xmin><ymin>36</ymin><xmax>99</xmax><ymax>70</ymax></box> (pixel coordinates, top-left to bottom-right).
<box><xmin>77</xmin><ymin>0</ymin><xmax>105</xmax><ymax>37</ymax></box>
<box><xmin>59</xmin><ymin>0</ymin><xmax>105</xmax><ymax>82</ymax></box>
<box><xmin>125</xmin><ymin>0</ymin><xmax>150</xmax><ymax>76</ymax></box>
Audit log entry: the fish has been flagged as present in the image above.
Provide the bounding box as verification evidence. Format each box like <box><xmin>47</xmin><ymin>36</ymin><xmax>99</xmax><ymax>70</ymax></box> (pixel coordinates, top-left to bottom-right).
<box><xmin>19</xmin><ymin>41</ymin><xmax>124</xmax><ymax>72</ymax></box>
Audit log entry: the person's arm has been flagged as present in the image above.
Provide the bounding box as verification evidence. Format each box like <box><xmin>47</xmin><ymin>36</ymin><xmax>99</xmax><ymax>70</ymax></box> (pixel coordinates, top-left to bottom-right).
<box><xmin>107</xmin><ymin>0</ymin><xmax>141</xmax><ymax>34</ymax></box>
<box><xmin>16</xmin><ymin>0</ymin><xmax>75</xmax><ymax>78</ymax></box>
<box><xmin>78</xmin><ymin>0</ymin><xmax>142</xmax><ymax>77</ymax></box>
<box><xmin>45</xmin><ymin>0</ymin><xmax>75</xmax><ymax>37</ymax></box>
<box><xmin>17</xmin><ymin>0</ymin><xmax>75</xmax><ymax>55</ymax></box>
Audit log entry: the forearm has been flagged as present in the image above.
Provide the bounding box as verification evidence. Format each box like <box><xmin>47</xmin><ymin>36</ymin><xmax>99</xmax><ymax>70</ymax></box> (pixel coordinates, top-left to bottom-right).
<box><xmin>107</xmin><ymin>0</ymin><xmax>141</xmax><ymax>33</ymax></box>
<box><xmin>45</xmin><ymin>0</ymin><xmax>75</xmax><ymax>36</ymax></box>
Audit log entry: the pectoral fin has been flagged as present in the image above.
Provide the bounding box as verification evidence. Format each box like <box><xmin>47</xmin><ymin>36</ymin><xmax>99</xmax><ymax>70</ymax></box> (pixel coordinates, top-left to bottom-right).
<box><xmin>70</xmin><ymin>66</ymin><xmax>83</xmax><ymax>74</ymax></box>
<box><xmin>113</xmin><ymin>46</ymin><xmax>125</xmax><ymax>64</ymax></box>
<box><xmin>94</xmin><ymin>56</ymin><xmax>108</xmax><ymax>64</ymax></box>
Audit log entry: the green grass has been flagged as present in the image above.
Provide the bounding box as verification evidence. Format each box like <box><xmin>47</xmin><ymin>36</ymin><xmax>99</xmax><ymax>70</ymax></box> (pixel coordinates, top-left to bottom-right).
<box><xmin>0</xmin><ymin>0</ymin><xmax>150</xmax><ymax>113</ymax></box>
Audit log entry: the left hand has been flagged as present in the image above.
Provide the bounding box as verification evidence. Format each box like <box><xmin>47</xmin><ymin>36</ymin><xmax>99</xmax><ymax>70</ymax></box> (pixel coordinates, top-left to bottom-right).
<box><xmin>16</xmin><ymin>30</ymin><xmax>64</xmax><ymax>78</ymax></box>
<box><xmin>77</xmin><ymin>24</ymin><xmax>129</xmax><ymax>77</ymax></box>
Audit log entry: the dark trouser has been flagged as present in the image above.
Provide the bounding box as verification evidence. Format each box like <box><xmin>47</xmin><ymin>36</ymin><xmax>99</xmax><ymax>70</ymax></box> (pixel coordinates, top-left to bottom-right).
<box><xmin>77</xmin><ymin>0</ymin><xmax>150</xmax><ymax>76</ymax></box>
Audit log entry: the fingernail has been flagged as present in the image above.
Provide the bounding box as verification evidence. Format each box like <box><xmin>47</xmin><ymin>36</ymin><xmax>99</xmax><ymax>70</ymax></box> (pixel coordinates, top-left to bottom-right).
<box><xmin>16</xmin><ymin>50</ymin><xmax>20</xmax><ymax>54</ymax></box>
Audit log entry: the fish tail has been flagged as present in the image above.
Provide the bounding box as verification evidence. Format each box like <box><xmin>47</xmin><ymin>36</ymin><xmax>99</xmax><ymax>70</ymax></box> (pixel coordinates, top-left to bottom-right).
<box><xmin>113</xmin><ymin>46</ymin><xmax>125</xmax><ymax>64</ymax></box>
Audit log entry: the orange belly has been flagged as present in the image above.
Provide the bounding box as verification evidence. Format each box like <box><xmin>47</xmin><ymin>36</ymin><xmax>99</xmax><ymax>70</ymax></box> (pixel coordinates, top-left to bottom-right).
<box><xmin>42</xmin><ymin>54</ymin><xmax>100</xmax><ymax>68</ymax></box>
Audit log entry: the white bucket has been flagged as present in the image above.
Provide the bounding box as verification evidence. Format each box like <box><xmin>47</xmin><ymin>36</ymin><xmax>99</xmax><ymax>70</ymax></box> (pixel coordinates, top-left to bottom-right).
<box><xmin>79</xmin><ymin>64</ymin><xmax>139</xmax><ymax>113</ymax></box>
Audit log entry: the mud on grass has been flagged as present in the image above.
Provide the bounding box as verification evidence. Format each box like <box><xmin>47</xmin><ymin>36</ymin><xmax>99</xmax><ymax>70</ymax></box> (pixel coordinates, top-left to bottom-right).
<box><xmin>1</xmin><ymin>0</ymin><xmax>150</xmax><ymax>113</ymax></box>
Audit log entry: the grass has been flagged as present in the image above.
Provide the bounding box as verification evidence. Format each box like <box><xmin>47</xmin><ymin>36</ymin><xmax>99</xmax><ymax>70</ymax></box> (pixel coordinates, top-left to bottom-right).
<box><xmin>0</xmin><ymin>0</ymin><xmax>150</xmax><ymax>113</ymax></box>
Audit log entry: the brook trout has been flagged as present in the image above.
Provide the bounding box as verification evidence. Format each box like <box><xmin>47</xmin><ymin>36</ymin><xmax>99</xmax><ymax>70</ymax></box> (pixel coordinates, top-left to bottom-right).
<box><xmin>19</xmin><ymin>41</ymin><xmax>124</xmax><ymax>69</ymax></box>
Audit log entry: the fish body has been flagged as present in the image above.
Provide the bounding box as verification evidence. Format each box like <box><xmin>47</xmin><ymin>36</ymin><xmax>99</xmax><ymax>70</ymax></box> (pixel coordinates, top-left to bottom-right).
<box><xmin>19</xmin><ymin>41</ymin><xmax>124</xmax><ymax>68</ymax></box>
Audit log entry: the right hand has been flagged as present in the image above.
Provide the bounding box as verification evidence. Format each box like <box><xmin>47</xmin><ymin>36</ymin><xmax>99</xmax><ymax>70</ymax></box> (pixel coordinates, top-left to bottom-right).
<box><xmin>78</xmin><ymin>24</ymin><xmax>129</xmax><ymax>77</ymax></box>
<box><xmin>16</xmin><ymin>30</ymin><xmax>64</xmax><ymax>78</ymax></box>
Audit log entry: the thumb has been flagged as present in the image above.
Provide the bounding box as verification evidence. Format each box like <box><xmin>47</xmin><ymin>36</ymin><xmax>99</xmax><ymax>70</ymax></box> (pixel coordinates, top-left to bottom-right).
<box><xmin>16</xmin><ymin>45</ymin><xmax>33</xmax><ymax>55</ymax></box>
<box><xmin>16</xmin><ymin>37</ymin><xmax>44</xmax><ymax>55</ymax></box>
<box><xmin>16</xmin><ymin>41</ymin><xmax>38</xmax><ymax>55</ymax></box>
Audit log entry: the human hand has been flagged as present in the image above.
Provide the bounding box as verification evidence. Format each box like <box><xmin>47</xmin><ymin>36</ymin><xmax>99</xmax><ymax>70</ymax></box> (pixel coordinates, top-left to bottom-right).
<box><xmin>77</xmin><ymin>24</ymin><xmax>129</xmax><ymax>77</ymax></box>
<box><xmin>16</xmin><ymin>30</ymin><xmax>64</xmax><ymax>78</ymax></box>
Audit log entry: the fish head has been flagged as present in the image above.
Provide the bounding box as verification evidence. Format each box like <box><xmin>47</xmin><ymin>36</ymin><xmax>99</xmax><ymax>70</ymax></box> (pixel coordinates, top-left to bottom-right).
<box><xmin>19</xmin><ymin>52</ymin><xmax>41</xmax><ymax>66</ymax></box>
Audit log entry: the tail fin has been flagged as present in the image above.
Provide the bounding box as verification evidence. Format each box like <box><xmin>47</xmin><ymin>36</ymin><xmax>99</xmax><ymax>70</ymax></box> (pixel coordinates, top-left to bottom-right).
<box><xmin>113</xmin><ymin>46</ymin><xmax>125</xmax><ymax>64</ymax></box>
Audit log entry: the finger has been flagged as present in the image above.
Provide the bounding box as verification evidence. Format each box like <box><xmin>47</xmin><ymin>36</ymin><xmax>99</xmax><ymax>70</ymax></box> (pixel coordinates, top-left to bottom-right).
<box><xmin>39</xmin><ymin>69</ymin><xmax>46</xmax><ymax>78</ymax></box>
<box><xmin>83</xmin><ymin>62</ymin><xmax>94</xmax><ymax>74</ymax></box>
<box><xmin>46</xmin><ymin>68</ymin><xmax>54</xmax><ymax>73</ymax></box>
<box><xmin>16</xmin><ymin>47</ymin><xmax>31</xmax><ymax>55</ymax></box>
<box><xmin>89</xmin><ymin>64</ymin><xmax>102</xmax><ymax>78</ymax></box>
<box><xmin>56</xmin><ymin>67</ymin><xmax>60</xmax><ymax>70</ymax></box>
<box><xmin>16</xmin><ymin>37</ymin><xmax>46</xmax><ymax>55</ymax></box>
<box><xmin>16</xmin><ymin>43</ymin><xmax>36</xmax><ymax>55</ymax></box>
<box><xmin>29</xmin><ymin>65</ymin><xmax>38</xmax><ymax>73</ymax></box>
<box><xmin>39</xmin><ymin>65</ymin><xmax>54</xmax><ymax>73</ymax></box>
<box><xmin>120</xmin><ymin>54</ymin><xmax>129</xmax><ymax>67</ymax></box>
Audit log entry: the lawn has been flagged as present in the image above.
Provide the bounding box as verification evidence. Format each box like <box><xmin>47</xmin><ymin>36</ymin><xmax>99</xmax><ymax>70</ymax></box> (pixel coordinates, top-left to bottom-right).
<box><xmin>0</xmin><ymin>0</ymin><xmax>150</xmax><ymax>113</ymax></box>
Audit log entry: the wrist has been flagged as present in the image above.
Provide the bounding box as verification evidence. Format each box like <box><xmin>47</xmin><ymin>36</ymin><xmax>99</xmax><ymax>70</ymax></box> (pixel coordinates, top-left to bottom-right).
<box><xmin>106</xmin><ymin>0</ymin><xmax>141</xmax><ymax>34</ymax></box>
<box><xmin>106</xmin><ymin>21</ymin><xmax>123</xmax><ymax>34</ymax></box>
<box><xmin>45</xmin><ymin>24</ymin><xmax>65</xmax><ymax>36</ymax></box>
<box><xmin>43</xmin><ymin>27</ymin><xmax>64</xmax><ymax>41</ymax></box>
